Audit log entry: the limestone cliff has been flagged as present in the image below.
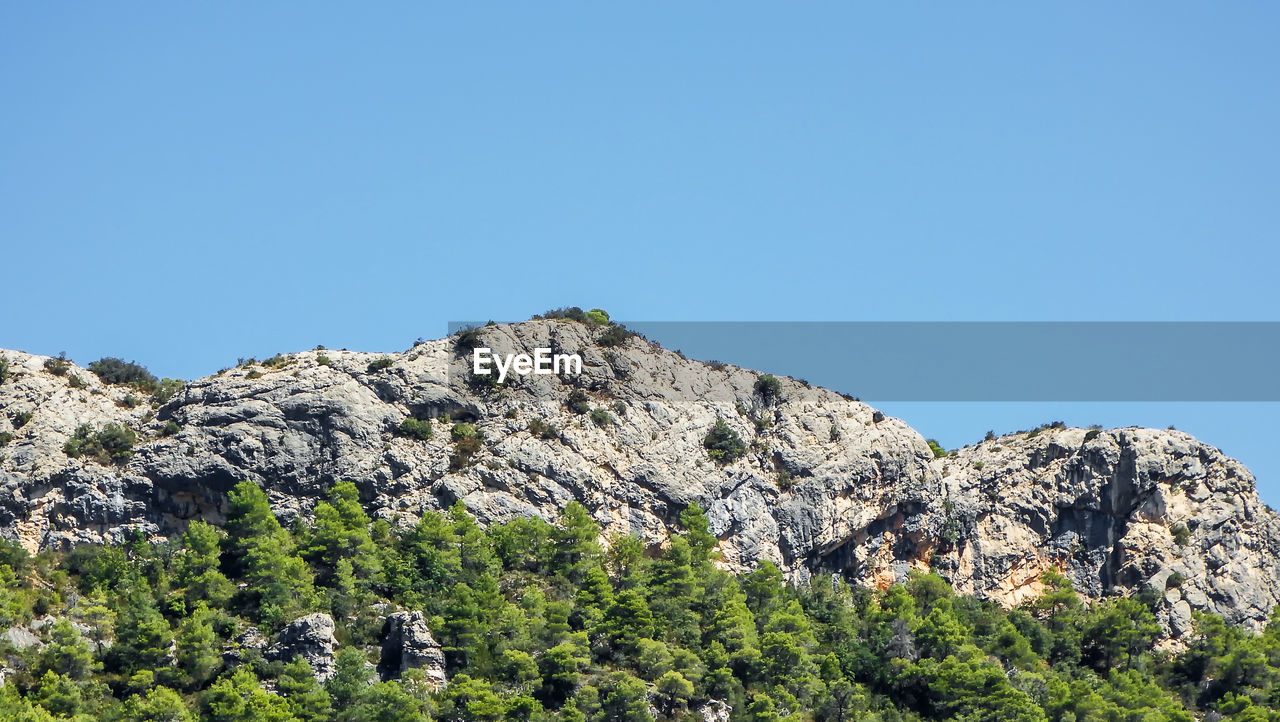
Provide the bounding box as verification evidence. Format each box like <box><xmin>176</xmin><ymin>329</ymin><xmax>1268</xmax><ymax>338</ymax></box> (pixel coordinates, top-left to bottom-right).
<box><xmin>0</xmin><ymin>319</ymin><xmax>1275</xmax><ymax>640</ymax></box>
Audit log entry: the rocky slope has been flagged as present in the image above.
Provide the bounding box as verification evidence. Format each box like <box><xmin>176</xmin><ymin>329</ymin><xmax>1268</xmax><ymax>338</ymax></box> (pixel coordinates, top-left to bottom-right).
<box><xmin>1</xmin><ymin>319</ymin><xmax>1277</xmax><ymax>640</ymax></box>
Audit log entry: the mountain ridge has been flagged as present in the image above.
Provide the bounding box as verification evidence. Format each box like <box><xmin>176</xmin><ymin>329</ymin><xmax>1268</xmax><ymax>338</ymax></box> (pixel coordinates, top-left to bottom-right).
<box><xmin>1</xmin><ymin>317</ymin><xmax>1276</xmax><ymax>641</ymax></box>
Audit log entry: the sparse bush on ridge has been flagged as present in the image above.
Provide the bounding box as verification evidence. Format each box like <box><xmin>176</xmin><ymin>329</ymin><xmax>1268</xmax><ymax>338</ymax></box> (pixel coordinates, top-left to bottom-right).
<box><xmin>367</xmin><ymin>357</ymin><xmax>395</xmax><ymax>372</ymax></box>
<box><xmin>43</xmin><ymin>352</ymin><xmax>71</xmax><ymax>376</ymax></box>
<box><xmin>927</xmin><ymin>439</ymin><xmax>948</xmax><ymax>458</ymax></box>
<box><xmin>88</xmin><ymin>357</ymin><xmax>158</xmax><ymax>388</ymax></box>
<box><xmin>754</xmin><ymin>373</ymin><xmax>782</xmax><ymax>403</ymax></box>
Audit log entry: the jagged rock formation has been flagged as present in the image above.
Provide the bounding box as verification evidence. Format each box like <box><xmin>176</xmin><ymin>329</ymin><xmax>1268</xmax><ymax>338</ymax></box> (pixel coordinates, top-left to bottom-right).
<box><xmin>378</xmin><ymin>611</ymin><xmax>447</xmax><ymax>688</ymax></box>
<box><xmin>263</xmin><ymin>613</ymin><xmax>339</xmax><ymax>682</ymax></box>
<box><xmin>1</xmin><ymin>319</ymin><xmax>1278</xmax><ymax>640</ymax></box>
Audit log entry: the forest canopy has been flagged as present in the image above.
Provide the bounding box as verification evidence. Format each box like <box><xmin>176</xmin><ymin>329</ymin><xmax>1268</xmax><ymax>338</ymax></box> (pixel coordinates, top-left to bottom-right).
<box><xmin>0</xmin><ymin>480</ymin><xmax>1277</xmax><ymax>721</ymax></box>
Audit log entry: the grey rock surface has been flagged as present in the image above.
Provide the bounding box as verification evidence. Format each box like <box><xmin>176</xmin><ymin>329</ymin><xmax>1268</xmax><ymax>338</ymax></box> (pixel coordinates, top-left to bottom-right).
<box><xmin>264</xmin><ymin>613</ymin><xmax>338</xmax><ymax>682</ymax></box>
<box><xmin>378</xmin><ymin>611</ymin><xmax>447</xmax><ymax>688</ymax></box>
<box><xmin>2</xmin><ymin>321</ymin><xmax>1279</xmax><ymax>639</ymax></box>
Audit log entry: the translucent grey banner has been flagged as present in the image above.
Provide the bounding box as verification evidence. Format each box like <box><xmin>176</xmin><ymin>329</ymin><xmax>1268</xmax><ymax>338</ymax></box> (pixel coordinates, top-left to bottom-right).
<box><xmin>449</xmin><ymin>321</ymin><xmax>1280</xmax><ymax>402</ymax></box>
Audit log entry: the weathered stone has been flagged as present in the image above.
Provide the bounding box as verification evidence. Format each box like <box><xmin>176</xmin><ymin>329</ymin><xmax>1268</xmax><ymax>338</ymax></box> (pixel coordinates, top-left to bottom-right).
<box><xmin>2</xmin><ymin>321</ymin><xmax>1279</xmax><ymax>641</ymax></box>
<box><xmin>378</xmin><ymin>611</ymin><xmax>447</xmax><ymax>689</ymax></box>
<box><xmin>264</xmin><ymin>613</ymin><xmax>338</xmax><ymax>682</ymax></box>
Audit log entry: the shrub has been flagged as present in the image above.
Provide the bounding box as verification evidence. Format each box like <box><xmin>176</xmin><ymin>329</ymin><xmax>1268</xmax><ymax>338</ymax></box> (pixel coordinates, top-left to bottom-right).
<box><xmin>707</xmin><ymin>361</ymin><xmax>727</xmax><ymax>372</ymax></box>
<box><xmin>68</xmin><ymin>374</ymin><xmax>88</xmax><ymax>389</ymax></box>
<box><xmin>451</xmin><ymin>423</ymin><xmax>480</xmax><ymax>441</ymax></box>
<box><xmin>597</xmin><ymin>325</ymin><xmax>635</xmax><ymax>348</ymax></box>
<box><xmin>926</xmin><ymin>439</ymin><xmax>948</xmax><ymax>459</ymax></box>
<box><xmin>590</xmin><ymin>408</ymin><xmax>613</xmax><ymax>428</ymax></box>
<box><xmin>566</xmin><ymin>389</ymin><xmax>591</xmax><ymax>414</ymax></box>
<box><xmin>0</xmin><ymin>356</ymin><xmax>9</xmax><ymax>384</ymax></box>
<box><xmin>0</xmin><ymin>432</ymin><xmax>13</xmax><ymax>447</ymax></box>
<box><xmin>703</xmin><ymin>418</ymin><xmax>746</xmax><ymax>463</ymax></box>
<box><xmin>367</xmin><ymin>357</ymin><xmax>395</xmax><ymax>372</ymax></box>
<box><xmin>1171</xmin><ymin>524</ymin><xmax>1191</xmax><ymax>546</ymax></box>
<box><xmin>527</xmin><ymin>419</ymin><xmax>558</xmax><ymax>440</ymax></box>
<box><xmin>830</xmin><ymin>426</ymin><xmax>841</xmax><ymax>442</ymax></box>
<box><xmin>88</xmin><ymin>358</ymin><xmax>158</xmax><ymax>390</ymax></box>
<box><xmin>753</xmin><ymin>417</ymin><xmax>770</xmax><ymax>433</ymax></box>
<box><xmin>754</xmin><ymin>374</ymin><xmax>782</xmax><ymax>403</ymax></box>
<box><xmin>262</xmin><ymin>354</ymin><xmax>292</xmax><ymax>369</ymax></box>
<box><xmin>585</xmin><ymin>308</ymin><xmax>610</xmax><ymax>325</ymax></box>
<box><xmin>454</xmin><ymin>327</ymin><xmax>485</xmax><ymax>356</ymax></box>
<box><xmin>316</xmin><ymin>355</ymin><xmax>332</xmax><ymax>366</ymax></box>
<box><xmin>118</xmin><ymin>393</ymin><xmax>140</xmax><ymax>408</ymax></box>
<box><xmin>449</xmin><ymin>425</ymin><xmax>483</xmax><ymax>470</ymax></box>
<box><xmin>160</xmin><ymin>421</ymin><xmax>180</xmax><ymax>437</ymax></box>
<box><xmin>776</xmin><ymin>470</ymin><xmax>795</xmax><ymax>490</ymax></box>
<box><xmin>972</xmin><ymin>461</ymin><xmax>985</xmax><ymax>471</ymax></box>
<box><xmin>610</xmin><ymin>400</ymin><xmax>627</xmax><ymax>415</ymax></box>
<box><xmin>1084</xmin><ymin>427</ymin><xmax>1102</xmax><ymax>442</ymax></box>
<box><xmin>151</xmin><ymin>378</ymin><xmax>184</xmax><ymax>405</ymax></box>
<box><xmin>44</xmin><ymin>353</ymin><xmax>71</xmax><ymax>376</ymax></box>
<box><xmin>535</xmin><ymin>307</ymin><xmax>588</xmax><ymax>322</ymax></box>
<box><xmin>984</xmin><ymin>430</ymin><xmax>996</xmax><ymax>442</ymax></box>
<box><xmin>245</xmin><ymin>370</ymin><xmax>263</xmax><ymax>380</ymax></box>
<box><xmin>12</xmin><ymin>411</ymin><xmax>33</xmax><ymax>429</ymax></box>
<box><xmin>1166</xmin><ymin>572</ymin><xmax>1186</xmax><ymax>589</ymax></box>
<box><xmin>398</xmin><ymin>417</ymin><xmax>433</xmax><ymax>441</ymax></box>
<box><xmin>64</xmin><ymin>423</ymin><xmax>136</xmax><ymax>464</ymax></box>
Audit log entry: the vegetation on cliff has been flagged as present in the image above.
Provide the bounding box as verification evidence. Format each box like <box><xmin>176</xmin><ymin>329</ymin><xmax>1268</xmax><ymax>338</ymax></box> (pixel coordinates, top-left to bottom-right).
<box><xmin>0</xmin><ymin>480</ymin><xmax>1278</xmax><ymax>720</ymax></box>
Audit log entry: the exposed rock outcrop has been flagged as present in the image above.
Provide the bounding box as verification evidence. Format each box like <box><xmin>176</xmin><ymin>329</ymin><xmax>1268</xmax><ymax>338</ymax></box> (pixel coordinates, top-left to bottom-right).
<box><xmin>1</xmin><ymin>319</ymin><xmax>1278</xmax><ymax>639</ymax></box>
<box><xmin>378</xmin><ymin>611</ymin><xmax>447</xmax><ymax>688</ymax></box>
<box><xmin>264</xmin><ymin>613</ymin><xmax>338</xmax><ymax>682</ymax></box>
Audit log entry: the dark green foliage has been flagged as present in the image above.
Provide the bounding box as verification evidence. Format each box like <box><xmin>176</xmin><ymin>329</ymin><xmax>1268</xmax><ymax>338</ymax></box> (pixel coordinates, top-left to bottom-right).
<box><xmin>367</xmin><ymin>357</ymin><xmax>395</xmax><ymax>372</ymax></box>
<box><xmin>63</xmin><ymin>423</ymin><xmax>136</xmax><ymax>464</ymax></box>
<box><xmin>597</xmin><ymin>324</ymin><xmax>634</xmax><ymax>347</ymax></box>
<box><xmin>397</xmin><ymin>417</ymin><xmax>433</xmax><ymax>441</ymax></box>
<box><xmin>161</xmin><ymin>420</ymin><xmax>181</xmax><ymax>437</ymax></box>
<box><xmin>1172</xmin><ymin>523</ymin><xmax>1191</xmax><ymax>546</ymax></box>
<box><xmin>262</xmin><ymin>354</ymin><xmax>292</xmax><ymax>369</ymax></box>
<box><xmin>454</xmin><ymin>326</ymin><xmax>486</xmax><ymax>356</ymax></box>
<box><xmin>316</xmin><ymin>355</ymin><xmax>332</xmax><ymax>366</ymax></box>
<box><xmin>0</xmin><ymin>480</ymin><xmax>1277</xmax><ymax>720</ymax></box>
<box><xmin>0</xmin><ymin>431</ymin><xmax>12</xmax><ymax>446</ymax></box>
<box><xmin>0</xmin><ymin>355</ymin><xmax>10</xmax><ymax>384</ymax></box>
<box><xmin>754</xmin><ymin>373</ymin><xmax>782</xmax><ymax>402</ymax></box>
<box><xmin>449</xmin><ymin>423</ymin><xmax>483</xmax><ymax>470</ymax></box>
<box><xmin>527</xmin><ymin>418</ymin><xmax>559</xmax><ymax>440</ymax></box>
<box><xmin>88</xmin><ymin>357</ymin><xmax>158</xmax><ymax>388</ymax></box>
<box><xmin>589</xmin><ymin>408</ymin><xmax>613</xmax><ymax>428</ymax></box>
<box><xmin>44</xmin><ymin>352</ymin><xmax>71</xmax><ymax>376</ymax></box>
<box><xmin>704</xmin><ymin>418</ymin><xmax>746</xmax><ymax>462</ymax></box>
<box><xmin>566</xmin><ymin>389</ymin><xmax>591</xmax><ymax>414</ymax></box>
<box><xmin>68</xmin><ymin>374</ymin><xmax>88</xmax><ymax>389</ymax></box>
<box><xmin>535</xmin><ymin>307</ymin><xmax>590</xmax><ymax>323</ymax></box>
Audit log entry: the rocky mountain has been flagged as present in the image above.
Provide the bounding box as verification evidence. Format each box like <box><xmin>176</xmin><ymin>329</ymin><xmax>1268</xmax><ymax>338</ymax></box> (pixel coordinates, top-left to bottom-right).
<box><xmin>1</xmin><ymin>318</ymin><xmax>1277</xmax><ymax>641</ymax></box>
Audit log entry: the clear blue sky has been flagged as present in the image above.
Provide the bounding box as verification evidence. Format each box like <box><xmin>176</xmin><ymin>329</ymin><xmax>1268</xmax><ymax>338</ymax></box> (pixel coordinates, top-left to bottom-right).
<box><xmin>3</xmin><ymin>5</ymin><xmax>1278</xmax><ymax>499</ymax></box>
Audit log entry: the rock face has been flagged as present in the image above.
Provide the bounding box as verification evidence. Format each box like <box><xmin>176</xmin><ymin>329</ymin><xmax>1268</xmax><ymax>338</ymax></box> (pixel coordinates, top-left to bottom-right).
<box><xmin>378</xmin><ymin>611</ymin><xmax>447</xmax><ymax>688</ymax></box>
<box><xmin>264</xmin><ymin>613</ymin><xmax>338</xmax><ymax>682</ymax></box>
<box><xmin>1</xmin><ymin>320</ymin><xmax>1279</xmax><ymax>639</ymax></box>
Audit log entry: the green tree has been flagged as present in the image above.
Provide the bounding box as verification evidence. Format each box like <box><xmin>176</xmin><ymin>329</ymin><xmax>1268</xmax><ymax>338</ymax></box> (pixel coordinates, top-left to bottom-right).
<box><xmin>225</xmin><ymin>481</ymin><xmax>317</xmax><ymax>625</ymax></box>
<box><xmin>277</xmin><ymin>658</ymin><xmax>333</xmax><ymax>722</ymax></box>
